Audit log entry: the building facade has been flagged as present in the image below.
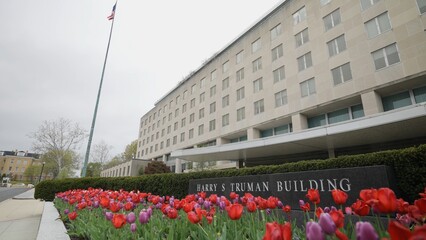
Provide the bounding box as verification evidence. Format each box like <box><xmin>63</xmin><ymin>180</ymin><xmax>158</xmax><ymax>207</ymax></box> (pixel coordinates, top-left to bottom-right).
<box><xmin>137</xmin><ymin>0</ymin><xmax>426</xmax><ymax>173</ymax></box>
<box><xmin>0</xmin><ymin>150</ymin><xmax>41</xmax><ymax>181</ymax></box>
<box><xmin>100</xmin><ymin>159</ymin><xmax>150</xmax><ymax>177</ymax></box>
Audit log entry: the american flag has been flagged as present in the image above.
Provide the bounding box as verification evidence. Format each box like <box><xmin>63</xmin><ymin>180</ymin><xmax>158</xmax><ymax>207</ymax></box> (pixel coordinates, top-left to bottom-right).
<box><xmin>107</xmin><ymin>4</ymin><xmax>116</xmax><ymax>20</ymax></box>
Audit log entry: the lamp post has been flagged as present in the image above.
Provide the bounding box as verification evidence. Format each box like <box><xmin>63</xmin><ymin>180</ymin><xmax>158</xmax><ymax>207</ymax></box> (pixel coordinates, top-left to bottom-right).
<box><xmin>38</xmin><ymin>162</ymin><xmax>45</xmax><ymax>183</ymax></box>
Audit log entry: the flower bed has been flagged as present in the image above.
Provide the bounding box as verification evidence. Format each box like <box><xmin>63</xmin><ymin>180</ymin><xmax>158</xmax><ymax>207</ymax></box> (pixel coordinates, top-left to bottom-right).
<box><xmin>54</xmin><ymin>187</ymin><xmax>426</xmax><ymax>239</ymax></box>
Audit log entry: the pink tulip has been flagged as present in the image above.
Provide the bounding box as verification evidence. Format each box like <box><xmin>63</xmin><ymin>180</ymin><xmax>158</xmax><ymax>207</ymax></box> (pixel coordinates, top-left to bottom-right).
<box><xmin>306</xmin><ymin>221</ymin><xmax>325</xmax><ymax>240</ymax></box>
<box><xmin>126</xmin><ymin>212</ymin><xmax>136</xmax><ymax>224</ymax></box>
<box><xmin>356</xmin><ymin>221</ymin><xmax>378</xmax><ymax>240</ymax></box>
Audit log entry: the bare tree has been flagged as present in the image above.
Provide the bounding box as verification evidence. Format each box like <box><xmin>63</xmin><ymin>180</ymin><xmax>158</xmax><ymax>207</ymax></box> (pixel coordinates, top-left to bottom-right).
<box><xmin>90</xmin><ymin>141</ymin><xmax>112</xmax><ymax>164</ymax></box>
<box><xmin>29</xmin><ymin>118</ymin><xmax>87</xmax><ymax>179</ymax></box>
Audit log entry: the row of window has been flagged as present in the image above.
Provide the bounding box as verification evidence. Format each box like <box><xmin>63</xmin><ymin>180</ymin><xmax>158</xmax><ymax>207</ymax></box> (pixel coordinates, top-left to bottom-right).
<box><xmin>103</xmin><ymin>166</ymin><xmax>131</xmax><ymax>177</ymax></box>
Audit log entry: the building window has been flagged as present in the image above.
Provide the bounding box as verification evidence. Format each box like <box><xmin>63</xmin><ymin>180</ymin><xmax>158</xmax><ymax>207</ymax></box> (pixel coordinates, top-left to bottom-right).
<box><xmin>180</xmin><ymin>132</ymin><xmax>185</xmax><ymax>142</ymax></box>
<box><xmin>293</xmin><ymin>6</ymin><xmax>307</xmax><ymax>25</ymax></box>
<box><xmin>183</xmin><ymin>90</ymin><xmax>187</xmax><ymax>100</ymax></box>
<box><xmin>372</xmin><ymin>43</ymin><xmax>400</xmax><ymax>70</ymax></box>
<box><xmin>298</xmin><ymin>52</ymin><xmax>313</xmax><ymax>71</ymax></box>
<box><xmin>199</xmin><ymin>108</ymin><xmax>205</xmax><ymax>119</ymax></box>
<box><xmin>209</xmin><ymin>120</ymin><xmax>216</xmax><ymax>131</ymax></box>
<box><xmin>320</xmin><ymin>0</ymin><xmax>332</xmax><ymax>6</ymax></box>
<box><xmin>332</xmin><ymin>63</ymin><xmax>352</xmax><ymax>85</ymax></box>
<box><xmin>382</xmin><ymin>91</ymin><xmax>412</xmax><ymax>111</ymax></box>
<box><xmin>414</xmin><ymin>86</ymin><xmax>426</xmax><ymax>103</ymax></box>
<box><xmin>173</xmin><ymin>136</ymin><xmax>177</xmax><ymax>145</ymax></box>
<box><xmin>200</xmin><ymin>78</ymin><xmax>205</xmax><ymax>89</ymax></box>
<box><xmin>191</xmin><ymin>84</ymin><xmax>196</xmax><ymax>94</ymax></box>
<box><xmin>222</xmin><ymin>95</ymin><xmax>229</xmax><ymax>108</ymax></box>
<box><xmin>174</xmin><ymin>122</ymin><xmax>178</xmax><ymax>131</ymax></box>
<box><xmin>176</xmin><ymin>95</ymin><xmax>180</xmax><ymax>104</ymax></box>
<box><xmin>327</xmin><ymin>35</ymin><xmax>346</xmax><ymax>57</ymax></box>
<box><xmin>237</xmin><ymin>107</ymin><xmax>245</xmax><ymax>121</ymax></box>
<box><xmin>271</xmin><ymin>44</ymin><xmax>283</xmax><ymax>61</ymax></box>
<box><xmin>198</xmin><ymin>124</ymin><xmax>204</xmax><ymax>135</ymax></box>
<box><xmin>167</xmin><ymin>125</ymin><xmax>171</xmax><ymax>134</ymax></box>
<box><xmin>252</xmin><ymin>57</ymin><xmax>262</xmax><ymax>72</ymax></box>
<box><xmin>181</xmin><ymin>118</ymin><xmax>186</xmax><ymax>127</ymax></box>
<box><xmin>253</xmin><ymin>78</ymin><xmax>263</xmax><ymax>93</ymax></box>
<box><xmin>260</xmin><ymin>124</ymin><xmax>292</xmax><ymax>138</ymax></box>
<box><xmin>161</xmin><ymin>129</ymin><xmax>165</xmax><ymax>137</ymax></box>
<box><xmin>237</xmin><ymin>87</ymin><xmax>245</xmax><ymax>101</ymax></box>
<box><xmin>222</xmin><ymin>114</ymin><xmax>229</xmax><ymax>127</ymax></box>
<box><xmin>236</xmin><ymin>68</ymin><xmax>244</xmax><ymax>82</ymax></box>
<box><xmin>168</xmin><ymin>113</ymin><xmax>172</xmax><ymax>121</ymax></box>
<box><xmin>210</xmin><ymin>85</ymin><xmax>216</xmax><ymax>97</ymax></box>
<box><xmin>190</xmin><ymin>98</ymin><xmax>196</xmax><ymax>108</ymax></box>
<box><xmin>323</xmin><ymin>9</ymin><xmax>341</xmax><ymax>31</ymax></box>
<box><xmin>190</xmin><ymin>113</ymin><xmax>195</xmax><ymax>123</ymax></box>
<box><xmin>236</xmin><ymin>50</ymin><xmax>244</xmax><ymax>64</ymax></box>
<box><xmin>182</xmin><ymin>104</ymin><xmax>187</xmax><ymax>113</ymax></box>
<box><xmin>360</xmin><ymin>0</ymin><xmax>380</xmax><ymax>11</ymax></box>
<box><xmin>273</xmin><ymin>66</ymin><xmax>285</xmax><ymax>83</ymax></box>
<box><xmin>175</xmin><ymin>108</ymin><xmax>179</xmax><ymax>117</ymax></box>
<box><xmin>295</xmin><ymin>28</ymin><xmax>309</xmax><ymax>47</ymax></box>
<box><xmin>417</xmin><ymin>0</ymin><xmax>426</xmax><ymax>14</ymax></box>
<box><xmin>230</xmin><ymin>136</ymin><xmax>247</xmax><ymax>143</ymax></box>
<box><xmin>166</xmin><ymin>139</ymin><xmax>170</xmax><ymax>147</ymax></box>
<box><xmin>275</xmin><ymin>90</ymin><xmax>288</xmax><ymax>107</ymax></box>
<box><xmin>300</xmin><ymin>78</ymin><xmax>316</xmax><ymax>97</ymax></box>
<box><xmin>199</xmin><ymin>92</ymin><xmax>205</xmax><ymax>103</ymax></box>
<box><xmin>254</xmin><ymin>99</ymin><xmax>265</xmax><ymax>115</ymax></box>
<box><xmin>252</xmin><ymin>38</ymin><xmax>261</xmax><ymax>53</ymax></box>
<box><xmin>365</xmin><ymin>12</ymin><xmax>391</xmax><ymax>38</ymax></box>
<box><xmin>222</xmin><ymin>61</ymin><xmax>229</xmax><ymax>73</ymax></box>
<box><xmin>210</xmin><ymin>102</ymin><xmax>216</xmax><ymax>114</ymax></box>
<box><xmin>189</xmin><ymin>129</ymin><xmax>194</xmax><ymax>139</ymax></box>
<box><xmin>211</xmin><ymin>70</ymin><xmax>217</xmax><ymax>81</ymax></box>
<box><xmin>222</xmin><ymin>77</ymin><xmax>229</xmax><ymax>90</ymax></box>
<box><xmin>308</xmin><ymin>104</ymin><xmax>364</xmax><ymax>128</ymax></box>
<box><xmin>270</xmin><ymin>24</ymin><xmax>282</xmax><ymax>40</ymax></box>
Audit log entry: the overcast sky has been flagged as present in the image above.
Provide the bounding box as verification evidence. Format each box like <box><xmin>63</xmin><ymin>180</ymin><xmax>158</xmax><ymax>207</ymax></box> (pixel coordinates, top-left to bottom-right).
<box><xmin>0</xmin><ymin>0</ymin><xmax>282</xmax><ymax>160</ymax></box>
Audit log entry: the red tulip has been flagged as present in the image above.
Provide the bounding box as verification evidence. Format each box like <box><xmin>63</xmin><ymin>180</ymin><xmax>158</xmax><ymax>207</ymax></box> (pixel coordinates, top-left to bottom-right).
<box><xmin>124</xmin><ymin>202</ymin><xmax>133</xmax><ymax>211</ymax></box>
<box><xmin>331</xmin><ymin>189</ymin><xmax>348</xmax><ymax>205</ymax></box>
<box><xmin>100</xmin><ymin>196</ymin><xmax>110</xmax><ymax>208</ymax></box>
<box><xmin>227</xmin><ymin>203</ymin><xmax>243</xmax><ymax>220</ymax></box>
<box><xmin>306</xmin><ymin>189</ymin><xmax>320</xmax><ymax>204</ymax></box>
<box><xmin>230</xmin><ymin>192</ymin><xmax>238</xmax><ymax>200</ymax></box>
<box><xmin>247</xmin><ymin>201</ymin><xmax>257</xmax><ymax>213</ymax></box>
<box><xmin>415</xmin><ymin>198</ymin><xmax>426</xmax><ymax>214</ymax></box>
<box><xmin>68</xmin><ymin>211</ymin><xmax>77</xmax><ymax>220</ymax></box>
<box><xmin>167</xmin><ymin>208</ymin><xmax>178</xmax><ymax>219</ymax></box>
<box><xmin>208</xmin><ymin>194</ymin><xmax>218</xmax><ymax>204</ymax></box>
<box><xmin>315</xmin><ymin>207</ymin><xmax>324</xmax><ymax>219</ymax></box>
<box><xmin>112</xmin><ymin>214</ymin><xmax>126</xmax><ymax>229</ymax></box>
<box><xmin>282</xmin><ymin>205</ymin><xmax>291</xmax><ymax>213</ymax></box>
<box><xmin>300</xmin><ymin>202</ymin><xmax>311</xmax><ymax>212</ymax></box>
<box><xmin>359</xmin><ymin>188</ymin><xmax>378</xmax><ymax>206</ymax></box>
<box><xmin>187</xmin><ymin>211</ymin><xmax>201</xmax><ymax>224</ymax></box>
<box><xmin>198</xmin><ymin>192</ymin><xmax>206</xmax><ymax>199</ymax></box>
<box><xmin>388</xmin><ymin>220</ymin><xmax>411</xmax><ymax>240</ymax></box>
<box><xmin>267</xmin><ymin>196</ymin><xmax>279</xmax><ymax>209</ymax></box>
<box><xmin>351</xmin><ymin>199</ymin><xmax>370</xmax><ymax>216</ymax></box>
<box><xmin>396</xmin><ymin>198</ymin><xmax>409</xmax><ymax>214</ymax></box>
<box><xmin>329</xmin><ymin>209</ymin><xmax>344</xmax><ymax>228</ymax></box>
<box><xmin>109</xmin><ymin>202</ymin><xmax>121</xmax><ymax>213</ymax></box>
<box><xmin>376</xmin><ymin>188</ymin><xmax>397</xmax><ymax>213</ymax></box>
<box><xmin>262</xmin><ymin>221</ymin><xmax>292</xmax><ymax>240</ymax></box>
<box><xmin>335</xmin><ymin>229</ymin><xmax>349</xmax><ymax>240</ymax></box>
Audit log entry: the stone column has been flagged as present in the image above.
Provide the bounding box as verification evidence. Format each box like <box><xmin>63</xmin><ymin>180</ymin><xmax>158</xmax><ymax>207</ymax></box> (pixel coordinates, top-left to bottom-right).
<box><xmin>247</xmin><ymin>127</ymin><xmax>260</xmax><ymax>140</ymax></box>
<box><xmin>175</xmin><ymin>158</ymin><xmax>182</xmax><ymax>173</ymax></box>
<box><xmin>291</xmin><ymin>113</ymin><xmax>308</xmax><ymax>132</ymax></box>
<box><xmin>361</xmin><ymin>91</ymin><xmax>383</xmax><ymax>116</ymax></box>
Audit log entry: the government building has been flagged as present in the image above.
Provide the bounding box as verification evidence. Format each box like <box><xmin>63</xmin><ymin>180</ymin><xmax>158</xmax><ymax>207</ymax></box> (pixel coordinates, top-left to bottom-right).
<box><xmin>136</xmin><ymin>0</ymin><xmax>426</xmax><ymax>173</ymax></box>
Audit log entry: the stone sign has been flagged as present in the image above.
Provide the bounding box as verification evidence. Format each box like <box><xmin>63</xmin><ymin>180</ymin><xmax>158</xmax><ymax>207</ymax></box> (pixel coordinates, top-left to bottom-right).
<box><xmin>188</xmin><ymin>165</ymin><xmax>398</xmax><ymax>209</ymax></box>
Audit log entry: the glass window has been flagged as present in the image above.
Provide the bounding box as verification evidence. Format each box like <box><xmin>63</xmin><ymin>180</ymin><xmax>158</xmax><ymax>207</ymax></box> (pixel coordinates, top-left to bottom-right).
<box><xmin>308</xmin><ymin>114</ymin><xmax>326</xmax><ymax>128</ymax></box>
<box><xmin>275</xmin><ymin>125</ymin><xmax>291</xmax><ymax>135</ymax></box>
<box><xmin>209</xmin><ymin>120</ymin><xmax>216</xmax><ymax>131</ymax></box>
<box><xmin>199</xmin><ymin>92</ymin><xmax>205</xmax><ymax>103</ymax></box>
<box><xmin>253</xmin><ymin>78</ymin><xmax>263</xmax><ymax>93</ymax></box>
<box><xmin>190</xmin><ymin>98</ymin><xmax>195</xmax><ymax>108</ymax></box>
<box><xmin>298</xmin><ymin>52</ymin><xmax>313</xmax><ymax>71</ymax></box>
<box><xmin>183</xmin><ymin>90</ymin><xmax>187</xmax><ymax>100</ymax></box>
<box><xmin>293</xmin><ymin>6</ymin><xmax>307</xmax><ymax>25</ymax></box>
<box><xmin>273</xmin><ymin>66</ymin><xmax>285</xmax><ymax>83</ymax></box>
<box><xmin>222</xmin><ymin>61</ymin><xmax>229</xmax><ymax>73</ymax></box>
<box><xmin>270</xmin><ymin>24</ymin><xmax>282</xmax><ymax>40</ymax></box>
<box><xmin>295</xmin><ymin>28</ymin><xmax>309</xmax><ymax>47</ymax></box>
<box><xmin>236</xmin><ymin>68</ymin><xmax>244</xmax><ymax>82</ymax></box>
<box><xmin>372</xmin><ymin>43</ymin><xmax>400</xmax><ymax>70</ymax></box>
<box><xmin>189</xmin><ymin>129</ymin><xmax>194</xmax><ymax>139</ymax></box>
<box><xmin>210</xmin><ymin>85</ymin><xmax>216</xmax><ymax>97</ymax></box>
<box><xmin>190</xmin><ymin>113</ymin><xmax>195</xmax><ymax>123</ymax></box>
<box><xmin>222</xmin><ymin>95</ymin><xmax>229</xmax><ymax>108</ymax></box>
<box><xmin>237</xmin><ymin>87</ymin><xmax>245</xmax><ymax>101</ymax></box>
<box><xmin>328</xmin><ymin>108</ymin><xmax>350</xmax><ymax>124</ymax></box>
<box><xmin>323</xmin><ymin>9</ymin><xmax>341</xmax><ymax>31</ymax></box>
<box><xmin>254</xmin><ymin>99</ymin><xmax>265</xmax><ymax>115</ymax></box>
<box><xmin>180</xmin><ymin>132</ymin><xmax>185</xmax><ymax>142</ymax></box>
<box><xmin>275</xmin><ymin>90</ymin><xmax>288</xmax><ymax>107</ymax></box>
<box><xmin>252</xmin><ymin>57</ymin><xmax>262</xmax><ymax>72</ymax></box>
<box><xmin>200</xmin><ymin>78</ymin><xmax>205</xmax><ymax>89</ymax></box>
<box><xmin>260</xmin><ymin>129</ymin><xmax>273</xmax><ymax>138</ymax></box>
<box><xmin>222</xmin><ymin>77</ymin><xmax>229</xmax><ymax>90</ymax></box>
<box><xmin>365</xmin><ymin>12</ymin><xmax>391</xmax><ymax>38</ymax></box>
<box><xmin>320</xmin><ymin>0</ymin><xmax>332</xmax><ymax>6</ymax></box>
<box><xmin>174</xmin><ymin>122</ymin><xmax>178</xmax><ymax>131</ymax></box>
<box><xmin>382</xmin><ymin>91</ymin><xmax>412</xmax><ymax>111</ymax></box>
<box><xmin>236</xmin><ymin>50</ymin><xmax>244</xmax><ymax>64</ymax></box>
<box><xmin>351</xmin><ymin>104</ymin><xmax>365</xmax><ymax>119</ymax></box>
<box><xmin>211</xmin><ymin>70</ymin><xmax>217</xmax><ymax>81</ymax></box>
<box><xmin>272</xmin><ymin>44</ymin><xmax>283</xmax><ymax>61</ymax></box>
<box><xmin>198</xmin><ymin>124</ymin><xmax>204</xmax><ymax>135</ymax></box>
<box><xmin>237</xmin><ymin>107</ymin><xmax>245</xmax><ymax>121</ymax></box>
<box><xmin>332</xmin><ymin>63</ymin><xmax>352</xmax><ymax>85</ymax></box>
<box><xmin>252</xmin><ymin>38</ymin><xmax>261</xmax><ymax>53</ymax></box>
<box><xmin>199</xmin><ymin>108</ymin><xmax>204</xmax><ymax>119</ymax></box>
<box><xmin>300</xmin><ymin>78</ymin><xmax>316</xmax><ymax>97</ymax></box>
<box><xmin>361</xmin><ymin>0</ymin><xmax>380</xmax><ymax>11</ymax></box>
<box><xmin>327</xmin><ymin>35</ymin><xmax>347</xmax><ymax>57</ymax></box>
<box><xmin>210</xmin><ymin>102</ymin><xmax>216</xmax><ymax>114</ymax></box>
<box><xmin>181</xmin><ymin>118</ymin><xmax>186</xmax><ymax>127</ymax></box>
<box><xmin>413</xmin><ymin>86</ymin><xmax>426</xmax><ymax>103</ymax></box>
<box><xmin>191</xmin><ymin>84</ymin><xmax>196</xmax><ymax>94</ymax></box>
<box><xmin>417</xmin><ymin>0</ymin><xmax>426</xmax><ymax>14</ymax></box>
<box><xmin>222</xmin><ymin>114</ymin><xmax>229</xmax><ymax>127</ymax></box>
<box><xmin>182</xmin><ymin>104</ymin><xmax>187</xmax><ymax>113</ymax></box>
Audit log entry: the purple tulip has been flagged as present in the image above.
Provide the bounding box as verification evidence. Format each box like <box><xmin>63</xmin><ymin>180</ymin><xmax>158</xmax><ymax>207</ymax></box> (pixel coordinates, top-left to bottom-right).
<box><xmin>266</xmin><ymin>208</ymin><xmax>272</xmax><ymax>215</ymax></box>
<box><xmin>318</xmin><ymin>213</ymin><xmax>336</xmax><ymax>235</ymax></box>
<box><xmin>126</xmin><ymin>212</ymin><xmax>136</xmax><ymax>224</ymax></box>
<box><xmin>139</xmin><ymin>211</ymin><xmax>149</xmax><ymax>224</ymax></box>
<box><xmin>277</xmin><ymin>201</ymin><xmax>283</xmax><ymax>208</ymax></box>
<box><xmin>299</xmin><ymin>200</ymin><xmax>305</xmax><ymax>207</ymax></box>
<box><xmin>219</xmin><ymin>201</ymin><xmax>226</xmax><ymax>211</ymax></box>
<box><xmin>356</xmin><ymin>221</ymin><xmax>378</xmax><ymax>240</ymax></box>
<box><xmin>198</xmin><ymin>198</ymin><xmax>204</xmax><ymax>205</ymax></box>
<box><xmin>105</xmin><ymin>211</ymin><xmax>113</xmax><ymax>221</ymax></box>
<box><xmin>203</xmin><ymin>200</ymin><xmax>211</xmax><ymax>209</ymax></box>
<box><xmin>324</xmin><ymin>207</ymin><xmax>330</xmax><ymax>213</ymax></box>
<box><xmin>147</xmin><ymin>208</ymin><xmax>153</xmax><ymax>217</ymax></box>
<box><xmin>130</xmin><ymin>223</ymin><xmax>136</xmax><ymax>233</ymax></box>
<box><xmin>345</xmin><ymin>207</ymin><xmax>352</xmax><ymax>215</ymax></box>
<box><xmin>306</xmin><ymin>221</ymin><xmax>325</xmax><ymax>240</ymax></box>
<box><xmin>64</xmin><ymin>209</ymin><xmax>70</xmax><ymax>215</ymax></box>
<box><xmin>93</xmin><ymin>201</ymin><xmax>99</xmax><ymax>208</ymax></box>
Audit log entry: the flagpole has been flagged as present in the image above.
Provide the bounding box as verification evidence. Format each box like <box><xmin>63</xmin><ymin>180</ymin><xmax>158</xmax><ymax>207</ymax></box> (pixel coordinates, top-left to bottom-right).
<box><xmin>81</xmin><ymin>1</ymin><xmax>118</xmax><ymax>177</ymax></box>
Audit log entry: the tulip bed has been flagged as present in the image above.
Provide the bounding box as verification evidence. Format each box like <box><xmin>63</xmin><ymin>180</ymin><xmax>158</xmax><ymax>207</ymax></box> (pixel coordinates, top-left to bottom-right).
<box><xmin>54</xmin><ymin>187</ymin><xmax>426</xmax><ymax>240</ymax></box>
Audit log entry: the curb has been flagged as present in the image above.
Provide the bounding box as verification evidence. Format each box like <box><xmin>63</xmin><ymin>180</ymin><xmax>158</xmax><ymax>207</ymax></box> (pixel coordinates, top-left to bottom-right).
<box><xmin>36</xmin><ymin>202</ymin><xmax>70</xmax><ymax>240</ymax></box>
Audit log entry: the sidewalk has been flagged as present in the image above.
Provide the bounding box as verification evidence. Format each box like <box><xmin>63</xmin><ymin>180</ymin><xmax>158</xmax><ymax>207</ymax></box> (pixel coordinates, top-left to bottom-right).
<box><xmin>0</xmin><ymin>188</ymin><xmax>70</xmax><ymax>240</ymax></box>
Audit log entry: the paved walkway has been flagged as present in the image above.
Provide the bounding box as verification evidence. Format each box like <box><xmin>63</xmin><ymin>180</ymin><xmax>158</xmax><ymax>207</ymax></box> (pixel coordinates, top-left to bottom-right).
<box><xmin>0</xmin><ymin>188</ymin><xmax>70</xmax><ymax>240</ymax></box>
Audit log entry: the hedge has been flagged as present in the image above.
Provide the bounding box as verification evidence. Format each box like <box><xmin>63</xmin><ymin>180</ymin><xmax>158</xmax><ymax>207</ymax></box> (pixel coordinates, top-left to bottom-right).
<box><xmin>35</xmin><ymin>144</ymin><xmax>426</xmax><ymax>202</ymax></box>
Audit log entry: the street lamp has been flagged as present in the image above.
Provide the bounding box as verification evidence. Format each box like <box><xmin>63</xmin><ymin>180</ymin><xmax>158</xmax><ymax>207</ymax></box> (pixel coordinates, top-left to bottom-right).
<box><xmin>38</xmin><ymin>162</ymin><xmax>45</xmax><ymax>183</ymax></box>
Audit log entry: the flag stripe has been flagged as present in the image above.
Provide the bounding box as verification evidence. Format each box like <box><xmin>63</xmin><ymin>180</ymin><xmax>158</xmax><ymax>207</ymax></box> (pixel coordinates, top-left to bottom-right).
<box><xmin>107</xmin><ymin>3</ymin><xmax>116</xmax><ymax>20</ymax></box>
